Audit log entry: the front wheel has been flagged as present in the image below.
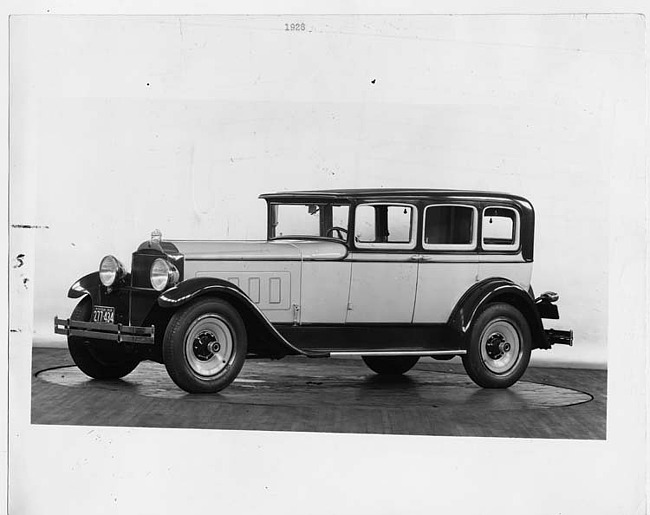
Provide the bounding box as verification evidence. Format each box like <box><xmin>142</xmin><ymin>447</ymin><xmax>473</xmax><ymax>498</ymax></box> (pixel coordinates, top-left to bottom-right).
<box><xmin>362</xmin><ymin>355</ymin><xmax>419</xmax><ymax>375</ymax></box>
<box><xmin>462</xmin><ymin>303</ymin><xmax>531</xmax><ymax>388</ymax></box>
<box><xmin>163</xmin><ymin>298</ymin><xmax>247</xmax><ymax>393</ymax></box>
<box><xmin>67</xmin><ymin>298</ymin><xmax>140</xmax><ymax>380</ymax></box>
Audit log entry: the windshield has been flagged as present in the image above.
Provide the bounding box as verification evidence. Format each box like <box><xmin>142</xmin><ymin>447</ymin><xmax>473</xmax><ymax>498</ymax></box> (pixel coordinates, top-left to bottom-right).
<box><xmin>269</xmin><ymin>203</ymin><xmax>350</xmax><ymax>241</ymax></box>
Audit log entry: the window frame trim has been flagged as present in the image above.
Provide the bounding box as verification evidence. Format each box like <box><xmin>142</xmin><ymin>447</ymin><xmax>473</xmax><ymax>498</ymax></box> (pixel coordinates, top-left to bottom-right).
<box><xmin>353</xmin><ymin>202</ymin><xmax>419</xmax><ymax>250</ymax></box>
<box><xmin>481</xmin><ymin>205</ymin><xmax>521</xmax><ymax>252</ymax></box>
<box><xmin>421</xmin><ymin>203</ymin><xmax>479</xmax><ymax>251</ymax></box>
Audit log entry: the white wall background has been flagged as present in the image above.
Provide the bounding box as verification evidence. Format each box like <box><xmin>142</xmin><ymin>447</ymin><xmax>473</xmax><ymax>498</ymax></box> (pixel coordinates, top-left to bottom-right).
<box><xmin>12</xmin><ymin>15</ymin><xmax>644</xmax><ymax>367</ymax></box>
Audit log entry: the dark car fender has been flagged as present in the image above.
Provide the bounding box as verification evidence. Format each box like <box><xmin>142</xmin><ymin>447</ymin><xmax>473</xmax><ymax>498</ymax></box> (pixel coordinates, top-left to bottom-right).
<box><xmin>448</xmin><ymin>278</ymin><xmax>549</xmax><ymax>350</ymax></box>
<box><xmin>67</xmin><ymin>272</ymin><xmax>102</xmax><ymax>302</ymax></box>
<box><xmin>157</xmin><ymin>277</ymin><xmax>323</xmax><ymax>358</ymax></box>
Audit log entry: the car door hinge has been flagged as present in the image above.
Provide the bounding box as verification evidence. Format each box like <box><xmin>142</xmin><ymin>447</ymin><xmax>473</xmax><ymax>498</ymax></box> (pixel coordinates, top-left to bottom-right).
<box><xmin>292</xmin><ymin>303</ymin><xmax>300</xmax><ymax>325</ymax></box>
<box><xmin>347</xmin><ymin>302</ymin><xmax>353</xmax><ymax>311</ymax></box>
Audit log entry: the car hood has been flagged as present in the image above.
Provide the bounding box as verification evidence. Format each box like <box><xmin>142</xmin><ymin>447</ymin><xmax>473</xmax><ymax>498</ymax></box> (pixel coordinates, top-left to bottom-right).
<box><xmin>168</xmin><ymin>239</ymin><xmax>348</xmax><ymax>261</ymax></box>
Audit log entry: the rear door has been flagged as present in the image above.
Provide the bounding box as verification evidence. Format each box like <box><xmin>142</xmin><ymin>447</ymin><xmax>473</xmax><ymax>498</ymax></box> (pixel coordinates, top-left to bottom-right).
<box><xmin>346</xmin><ymin>203</ymin><xmax>419</xmax><ymax>323</ymax></box>
<box><xmin>413</xmin><ymin>204</ymin><xmax>479</xmax><ymax>323</ymax></box>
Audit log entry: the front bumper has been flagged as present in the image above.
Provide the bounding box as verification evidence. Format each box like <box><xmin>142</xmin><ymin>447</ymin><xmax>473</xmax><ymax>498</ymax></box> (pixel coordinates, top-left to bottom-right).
<box><xmin>54</xmin><ymin>317</ymin><xmax>155</xmax><ymax>344</ymax></box>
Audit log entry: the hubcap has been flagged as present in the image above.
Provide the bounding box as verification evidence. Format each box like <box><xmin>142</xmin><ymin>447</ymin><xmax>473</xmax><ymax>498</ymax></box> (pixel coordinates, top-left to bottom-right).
<box><xmin>184</xmin><ymin>314</ymin><xmax>234</xmax><ymax>377</ymax></box>
<box><xmin>479</xmin><ymin>318</ymin><xmax>521</xmax><ymax>374</ymax></box>
<box><xmin>192</xmin><ymin>330</ymin><xmax>220</xmax><ymax>362</ymax></box>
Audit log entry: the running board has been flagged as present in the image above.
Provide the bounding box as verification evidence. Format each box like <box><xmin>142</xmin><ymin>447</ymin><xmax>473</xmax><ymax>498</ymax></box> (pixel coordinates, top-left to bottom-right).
<box><xmin>329</xmin><ymin>350</ymin><xmax>466</xmax><ymax>357</ymax></box>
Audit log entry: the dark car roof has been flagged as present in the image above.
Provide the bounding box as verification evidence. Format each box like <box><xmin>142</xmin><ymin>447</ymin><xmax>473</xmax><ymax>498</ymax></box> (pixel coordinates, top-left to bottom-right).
<box><xmin>261</xmin><ymin>188</ymin><xmax>536</xmax><ymax>261</ymax></box>
<box><xmin>260</xmin><ymin>188</ymin><xmax>531</xmax><ymax>204</ymax></box>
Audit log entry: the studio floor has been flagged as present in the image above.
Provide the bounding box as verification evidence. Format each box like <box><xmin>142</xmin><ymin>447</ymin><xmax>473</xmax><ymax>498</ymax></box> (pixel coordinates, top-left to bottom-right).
<box><xmin>30</xmin><ymin>347</ymin><xmax>606</xmax><ymax>439</ymax></box>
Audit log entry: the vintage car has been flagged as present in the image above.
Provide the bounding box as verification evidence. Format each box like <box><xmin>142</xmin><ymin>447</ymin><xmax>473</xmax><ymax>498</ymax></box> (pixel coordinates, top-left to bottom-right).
<box><xmin>55</xmin><ymin>189</ymin><xmax>573</xmax><ymax>393</ymax></box>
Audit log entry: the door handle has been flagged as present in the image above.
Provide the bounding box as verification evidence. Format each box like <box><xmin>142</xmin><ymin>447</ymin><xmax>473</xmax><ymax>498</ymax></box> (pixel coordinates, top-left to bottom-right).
<box><xmin>409</xmin><ymin>255</ymin><xmax>421</xmax><ymax>261</ymax></box>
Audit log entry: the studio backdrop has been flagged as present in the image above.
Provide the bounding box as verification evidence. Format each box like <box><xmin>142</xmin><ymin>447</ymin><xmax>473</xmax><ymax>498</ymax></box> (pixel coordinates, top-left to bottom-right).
<box><xmin>12</xmin><ymin>14</ymin><xmax>644</xmax><ymax>368</ymax></box>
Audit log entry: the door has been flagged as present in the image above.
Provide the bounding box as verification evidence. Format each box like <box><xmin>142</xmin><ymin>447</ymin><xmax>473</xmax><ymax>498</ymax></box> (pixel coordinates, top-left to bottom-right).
<box><xmin>413</xmin><ymin>204</ymin><xmax>479</xmax><ymax>323</ymax></box>
<box><xmin>346</xmin><ymin>203</ymin><xmax>419</xmax><ymax>323</ymax></box>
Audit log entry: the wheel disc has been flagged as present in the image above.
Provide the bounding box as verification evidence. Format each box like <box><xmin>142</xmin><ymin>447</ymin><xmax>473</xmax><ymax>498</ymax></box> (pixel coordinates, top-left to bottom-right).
<box><xmin>479</xmin><ymin>318</ymin><xmax>522</xmax><ymax>374</ymax></box>
<box><xmin>183</xmin><ymin>314</ymin><xmax>234</xmax><ymax>377</ymax></box>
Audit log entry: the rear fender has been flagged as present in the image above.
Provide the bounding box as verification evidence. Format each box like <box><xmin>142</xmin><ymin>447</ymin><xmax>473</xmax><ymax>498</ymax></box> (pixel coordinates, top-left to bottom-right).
<box><xmin>448</xmin><ymin>278</ymin><xmax>549</xmax><ymax>349</ymax></box>
<box><xmin>158</xmin><ymin>277</ymin><xmax>321</xmax><ymax>358</ymax></box>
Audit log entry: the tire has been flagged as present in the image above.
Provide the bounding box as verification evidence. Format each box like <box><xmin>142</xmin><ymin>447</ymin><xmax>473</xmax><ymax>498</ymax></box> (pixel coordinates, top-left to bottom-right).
<box><xmin>362</xmin><ymin>355</ymin><xmax>419</xmax><ymax>375</ymax></box>
<box><xmin>462</xmin><ymin>302</ymin><xmax>531</xmax><ymax>388</ymax></box>
<box><xmin>67</xmin><ymin>297</ymin><xmax>140</xmax><ymax>380</ymax></box>
<box><xmin>163</xmin><ymin>298</ymin><xmax>247</xmax><ymax>393</ymax></box>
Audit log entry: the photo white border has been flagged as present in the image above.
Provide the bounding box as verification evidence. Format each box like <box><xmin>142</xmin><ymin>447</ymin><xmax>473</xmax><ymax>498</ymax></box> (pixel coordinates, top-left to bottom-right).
<box><xmin>3</xmin><ymin>3</ymin><xmax>648</xmax><ymax>515</ymax></box>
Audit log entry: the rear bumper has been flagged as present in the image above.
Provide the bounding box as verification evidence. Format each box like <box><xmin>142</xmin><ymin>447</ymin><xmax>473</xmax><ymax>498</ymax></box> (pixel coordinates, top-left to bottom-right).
<box><xmin>54</xmin><ymin>317</ymin><xmax>155</xmax><ymax>344</ymax></box>
<box><xmin>545</xmin><ymin>328</ymin><xmax>573</xmax><ymax>346</ymax></box>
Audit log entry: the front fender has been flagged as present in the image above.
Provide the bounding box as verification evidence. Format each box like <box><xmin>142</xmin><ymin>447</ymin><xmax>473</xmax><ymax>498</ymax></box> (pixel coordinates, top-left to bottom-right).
<box><xmin>67</xmin><ymin>272</ymin><xmax>101</xmax><ymax>302</ymax></box>
<box><xmin>157</xmin><ymin>277</ymin><xmax>251</xmax><ymax>308</ymax></box>
<box><xmin>158</xmin><ymin>277</ymin><xmax>322</xmax><ymax>358</ymax></box>
<box><xmin>448</xmin><ymin>278</ymin><xmax>548</xmax><ymax>349</ymax></box>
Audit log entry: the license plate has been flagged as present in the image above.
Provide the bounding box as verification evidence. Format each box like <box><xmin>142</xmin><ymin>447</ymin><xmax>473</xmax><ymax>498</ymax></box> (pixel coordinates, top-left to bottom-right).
<box><xmin>92</xmin><ymin>306</ymin><xmax>115</xmax><ymax>324</ymax></box>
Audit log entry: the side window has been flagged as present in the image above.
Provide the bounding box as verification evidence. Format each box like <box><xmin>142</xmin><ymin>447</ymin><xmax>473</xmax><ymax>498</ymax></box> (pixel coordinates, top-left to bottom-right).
<box><xmin>272</xmin><ymin>204</ymin><xmax>320</xmax><ymax>237</ymax></box>
<box><xmin>386</xmin><ymin>206</ymin><xmax>413</xmax><ymax>243</ymax></box>
<box><xmin>354</xmin><ymin>205</ymin><xmax>377</xmax><ymax>242</ymax></box>
<box><xmin>482</xmin><ymin>207</ymin><xmax>520</xmax><ymax>251</ymax></box>
<box><xmin>332</xmin><ymin>205</ymin><xmax>349</xmax><ymax>229</ymax></box>
<box><xmin>354</xmin><ymin>204</ymin><xmax>416</xmax><ymax>249</ymax></box>
<box><xmin>423</xmin><ymin>205</ymin><xmax>477</xmax><ymax>250</ymax></box>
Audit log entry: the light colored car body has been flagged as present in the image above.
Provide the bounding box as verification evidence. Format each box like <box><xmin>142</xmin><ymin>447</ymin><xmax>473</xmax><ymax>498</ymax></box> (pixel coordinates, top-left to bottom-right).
<box><xmin>176</xmin><ymin>239</ymin><xmax>532</xmax><ymax>326</ymax></box>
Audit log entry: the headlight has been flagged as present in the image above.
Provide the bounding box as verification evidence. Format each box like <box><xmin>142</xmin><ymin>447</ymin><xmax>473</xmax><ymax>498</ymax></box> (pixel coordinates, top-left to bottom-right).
<box><xmin>99</xmin><ymin>255</ymin><xmax>125</xmax><ymax>287</ymax></box>
<box><xmin>150</xmin><ymin>258</ymin><xmax>180</xmax><ymax>291</ymax></box>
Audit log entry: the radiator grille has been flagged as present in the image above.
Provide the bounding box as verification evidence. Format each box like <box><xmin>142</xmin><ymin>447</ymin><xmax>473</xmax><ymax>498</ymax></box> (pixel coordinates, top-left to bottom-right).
<box><xmin>131</xmin><ymin>252</ymin><xmax>159</xmax><ymax>288</ymax></box>
<box><xmin>130</xmin><ymin>249</ymin><xmax>185</xmax><ymax>289</ymax></box>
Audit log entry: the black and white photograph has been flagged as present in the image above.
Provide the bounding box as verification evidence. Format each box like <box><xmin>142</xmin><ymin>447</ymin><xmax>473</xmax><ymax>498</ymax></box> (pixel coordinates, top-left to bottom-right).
<box><xmin>7</xmin><ymin>9</ymin><xmax>647</xmax><ymax>515</ymax></box>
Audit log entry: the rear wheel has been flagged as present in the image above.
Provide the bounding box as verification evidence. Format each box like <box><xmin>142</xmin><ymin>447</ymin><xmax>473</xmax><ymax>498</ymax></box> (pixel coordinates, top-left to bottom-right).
<box><xmin>163</xmin><ymin>298</ymin><xmax>247</xmax><ymax>393</ymax></box>
<box><xmin>462</xmin><ymin>303</ymin><xmax>531</xmax><ymax>388</ymax></box>
<box><xmin>67</xmin><ymin>297</ymin><xmax>140</xmax><ymax>380</ymax></box>
<box><xmin>362</xmin><ymin>355</ymin><xmax>419</xmax><ymax>375</ymax></box>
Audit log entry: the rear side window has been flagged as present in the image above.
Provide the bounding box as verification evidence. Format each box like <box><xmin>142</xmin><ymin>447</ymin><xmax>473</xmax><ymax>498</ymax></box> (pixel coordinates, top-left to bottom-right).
<box><xmin>354</xmin><ymin>203</ymin><xmax>417</xmax><ymax>249</ymax></box>
<box><xmin>482</xmin><ymin>207</ymin><xmax>520</xmax><ymax>251</ymax></box>
<box><xmin>423</xmin><ymin>205</ymin><xmax>477</xmax><ymax>251</ymax></box>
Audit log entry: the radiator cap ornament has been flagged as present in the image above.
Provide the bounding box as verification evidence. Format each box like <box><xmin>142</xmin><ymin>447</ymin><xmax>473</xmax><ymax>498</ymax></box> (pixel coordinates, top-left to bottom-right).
<box><xmin>151</xmin><ymin>229</ymin><xmax>162</xmax><ymax>243</ymax></box>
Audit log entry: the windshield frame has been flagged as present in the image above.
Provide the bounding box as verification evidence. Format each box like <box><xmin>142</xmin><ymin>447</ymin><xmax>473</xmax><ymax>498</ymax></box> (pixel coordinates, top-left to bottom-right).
<box><xmin>267</xmin><ymin>201</ymin><xmax>351</xmax><ymax>243</ymax></box>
